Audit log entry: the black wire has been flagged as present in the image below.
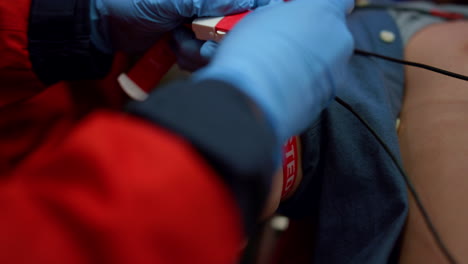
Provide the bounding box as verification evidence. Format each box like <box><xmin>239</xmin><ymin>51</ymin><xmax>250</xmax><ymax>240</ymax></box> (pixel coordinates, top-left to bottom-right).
<box><xmin>334</xmin><ymin>96</ymin><xmax>458</xmax><ymax>264</ymax></box>
<box><xmin>346</xmin><ymin>47</ymin><xmax>468</xmax><ymax>263</ymax></box>
<box><xmin>354</xmin><ymin>49</ymin><xmax>468</xmax><ymax>81</ymax></box>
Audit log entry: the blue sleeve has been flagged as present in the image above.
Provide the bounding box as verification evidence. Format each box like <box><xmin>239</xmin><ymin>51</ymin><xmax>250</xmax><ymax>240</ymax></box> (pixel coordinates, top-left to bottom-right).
<box><xmin>127</xmin><ymin>79</ymin><xmax>279</xmax><ymax>234</ymax></box>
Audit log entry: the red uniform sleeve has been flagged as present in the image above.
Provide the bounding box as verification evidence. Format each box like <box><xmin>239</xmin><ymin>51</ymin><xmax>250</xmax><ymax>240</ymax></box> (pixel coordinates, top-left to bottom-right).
<box><xmin>0</xmin><ymin>0</ymin><xmax>114</xmax><ymax>109</ymax></box>
<box><xmin>0</xmin><ymin>111</ymin><xmax>244</xmax><ymax>264</ymax></box>
<box><xmin>0</xmin><ymin>0</ymin><xmax>45</xmax><ymax>107</ymax></box>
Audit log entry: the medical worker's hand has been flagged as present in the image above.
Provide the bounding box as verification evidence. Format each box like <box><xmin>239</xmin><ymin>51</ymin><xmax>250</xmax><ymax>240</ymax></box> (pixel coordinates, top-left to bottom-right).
<box><xmin>170</xmin><ymin>29</ymin><xmax>219</xmax><ymax>71</ymax></box>
<box><xmin>91</xmin><ymin>0</ymin><xmax>269</xmax><ymax>53</ymax></box>
<box><xmin>194</xmin><ymin>0</ymin><xmax>354</xmax><ymax>142</ymax></box>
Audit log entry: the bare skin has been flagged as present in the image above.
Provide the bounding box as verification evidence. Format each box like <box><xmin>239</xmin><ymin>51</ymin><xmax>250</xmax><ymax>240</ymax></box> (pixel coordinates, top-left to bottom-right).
<box><xmin>398</xmin><ymin>21</ymin><xmax>468</xmax><ymax>263</ymax></box>
<box><xmin>262</xmin><ymin>21</ymin><xmax>468</xmax><ymax>263</ymax></box>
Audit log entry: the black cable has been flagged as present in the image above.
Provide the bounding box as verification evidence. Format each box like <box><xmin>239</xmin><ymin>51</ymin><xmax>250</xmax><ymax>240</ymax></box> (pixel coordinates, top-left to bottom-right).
<box><xmin>354</xmin><ymin>49</ymin><xmax>468</xmax><ymax>81</ymax></box>
<box><xmin>334</xmin><ymin>96</ymin><xmax>458</xmax><ymax>264</ymax></box>
<box><xmin>330</xmin><ymin>45</ymin><xmax>465</xmax><ymax>262</ymax></box>
<box><xmin>346</xmin><ymin>46</ymin><xmax>468</xmax><ymax>263</ymax></box>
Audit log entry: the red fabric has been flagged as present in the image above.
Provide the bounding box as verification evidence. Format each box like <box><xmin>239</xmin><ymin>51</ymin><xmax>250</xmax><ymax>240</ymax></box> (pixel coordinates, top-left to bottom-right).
<box><xmin>0</xmin><ymin>0</ymin><xmax>45</xmax><ymax>107</ymax></box>
<box><xmin>0</xmin><ymin>0</ymin><xmax>130</xmax><ymax>173</ymax></box>
<box><xmin>1</xmin><ymin>112</ymin><xmax>244</xmax><ymax>264</ymax></box>
<box><xmin>0</xmin><ymin>54</ymin><xmax>129</xmax><ymax>173</ymax></box>
<box><xmin>0</xmin><ymin>3</ymin><xmax>244</xmax><ymax>263</ymax></box>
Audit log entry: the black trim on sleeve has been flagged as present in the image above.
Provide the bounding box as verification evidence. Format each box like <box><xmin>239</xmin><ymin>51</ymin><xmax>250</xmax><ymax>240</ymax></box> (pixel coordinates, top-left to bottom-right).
<box><xmin>127</xmin><ymin>80</ymin><xmax>279</xmax><ymax>235</ymax></box>
<box><xmin>28</xmin><ymin>0</ymin><xmax>113</xmax><ymax>85</ymax></box>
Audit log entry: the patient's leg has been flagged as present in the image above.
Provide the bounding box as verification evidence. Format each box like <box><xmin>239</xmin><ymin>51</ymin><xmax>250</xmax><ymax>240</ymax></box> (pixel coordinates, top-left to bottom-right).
<box><xmin>399</xmin><ymin>21</ymin><xmax>468</xmax><ymax>263</ymax></box>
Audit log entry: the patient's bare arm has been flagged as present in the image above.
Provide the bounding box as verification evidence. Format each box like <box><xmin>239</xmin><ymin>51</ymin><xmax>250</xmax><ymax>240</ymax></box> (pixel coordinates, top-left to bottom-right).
<box><xmin>398</xmin><ymin>21</ymin><xmax>468</xmax><ymax>263</ymax></box>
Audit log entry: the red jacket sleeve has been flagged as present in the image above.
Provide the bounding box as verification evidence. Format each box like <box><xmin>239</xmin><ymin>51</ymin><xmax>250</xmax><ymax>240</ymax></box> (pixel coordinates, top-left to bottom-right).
<box><xmin>0</xmin><ymin>0</ymin><xmax>113</xmax><ymax>109</ymax></box>
<box><xmin>0</xmin><ymin>0</ymin><xmax>45</xmax><ymax>107</ymax></box>
<box><xmin>0</xmin><ymin>111</ymin><xmax>244</xmax><ymax>264</ymax></box>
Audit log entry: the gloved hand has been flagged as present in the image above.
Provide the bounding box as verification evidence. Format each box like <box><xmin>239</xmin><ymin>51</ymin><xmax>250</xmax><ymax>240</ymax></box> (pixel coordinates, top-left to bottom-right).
<box><xmin>170</xmin><ymin>29</ymin><xmax>219</xmax><ymax>72</ymax></box>
<box><xmin>91</xmin><ymin>0</ymin><xmax>270</xmax><ymax>53</ymax></box>
<box><xmin>193</xmin><ymin>0</ymin><xmax>354</xmax><ymax>143</ymax></box>
<box><xmin>170</xmin><ymin>0</ymin><xmax>285</xmax><ymax>71</ymax></box>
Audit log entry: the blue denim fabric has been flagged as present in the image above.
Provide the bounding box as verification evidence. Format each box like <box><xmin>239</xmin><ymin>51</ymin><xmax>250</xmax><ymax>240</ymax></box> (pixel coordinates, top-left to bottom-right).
<box><xmin>279</xmin><ymin>10</ymin><xmax>408</xmax><ymax>263</ymax></box>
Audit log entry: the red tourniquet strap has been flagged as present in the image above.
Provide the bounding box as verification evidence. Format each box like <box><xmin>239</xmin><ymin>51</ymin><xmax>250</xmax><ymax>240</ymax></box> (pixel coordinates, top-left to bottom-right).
<box><xmin>215</xmin><ymin>0</ymin><xmax>290</xmax><ymax>33</ymax></box>
<box><xmin>215</xmin><ymin>12</ymin><xmax>251</xmax><ymax>32</ymax></box>
<box><xmin>429</xmin><ymin>9</ymin><xmax>465</xmax><ymax>20</ymax></box>
<box><xmin>281</xmin><ymin>137</ymin><xmax>298</xmax><ymax>198</ymax></box>
<box><xmin>126</xmin><ymin>34</ymin><xmax>176</xmax><ymax>93</ymax></box>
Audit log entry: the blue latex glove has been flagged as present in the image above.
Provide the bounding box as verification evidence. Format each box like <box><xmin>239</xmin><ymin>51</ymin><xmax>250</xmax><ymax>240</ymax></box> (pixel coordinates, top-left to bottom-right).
<box><xmin>170</xmin><ymin>28</ymin><xmax>218</xmax><ymax>71</ymax></box>
<box><xmin>171</xmin><ymin>0</ymin><xmax>285</xmax><ymax>71</ymax></box>
<box><xmin>91</xmin><ymin>0</ymin><xmax>270</xmax><ymax>53</ymax></box>
<box><xmin>194</xmin><ymin>0</ymin><xmax>354</xmax><ymax>143</ymax></box>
